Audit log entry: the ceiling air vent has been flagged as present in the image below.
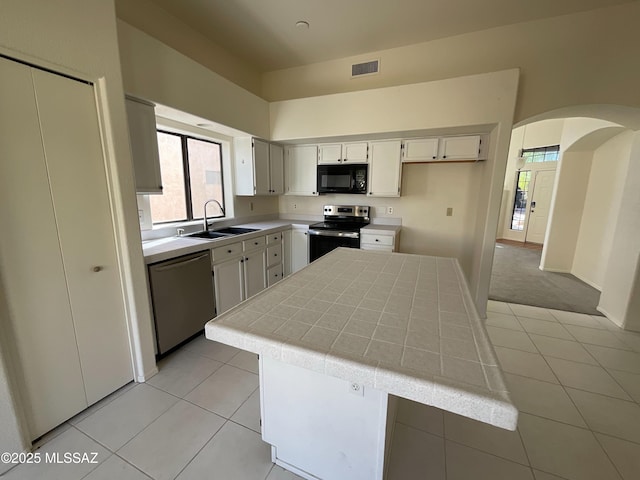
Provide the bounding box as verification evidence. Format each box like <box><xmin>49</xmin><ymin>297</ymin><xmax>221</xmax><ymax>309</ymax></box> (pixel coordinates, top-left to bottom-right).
<box><xmin>351</xmin><ymin>59</ymin><xmax>380</xmax><ymax>78</ymax></box>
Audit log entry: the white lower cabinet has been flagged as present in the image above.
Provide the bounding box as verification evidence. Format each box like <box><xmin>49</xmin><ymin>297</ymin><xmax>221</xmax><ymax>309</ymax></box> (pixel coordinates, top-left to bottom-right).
<box><xmin>212</xmin><ymin>240</ymin><xmax>267</xmax><ymax>314</ymax></box>
<box><xmin>360</xmin><ymin>227</ymin><xmax>400</xmax><ymax>252</ymax></box>
<box><xmin>283</xmin><ymin>225</ymin><xmax>309</xmax><ymax>276</ymax></box>
<box><xmin>0</xmin><ymin>57</ymin><xmax>133</xmax><ymax>439</ymax></box>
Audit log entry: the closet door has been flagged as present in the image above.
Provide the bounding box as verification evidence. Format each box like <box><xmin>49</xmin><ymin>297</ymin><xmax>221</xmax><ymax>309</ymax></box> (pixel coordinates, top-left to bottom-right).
<box><xmin>0</xmin><ymin>58</ymin><xmax>133</xmax><ymax>439</ymax></box>
<box><xmin>32</xmin><ymin>69</ymin><xmax>133</xmax><ymax>405</ymax></box>
<box><xmin>0</xmin><ymin>58</ymin><xmax>87</xmax><ymax>437</ymax></box>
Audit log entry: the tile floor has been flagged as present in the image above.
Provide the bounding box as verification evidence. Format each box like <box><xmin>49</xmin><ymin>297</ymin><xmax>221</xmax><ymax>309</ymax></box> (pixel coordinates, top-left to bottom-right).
<box><xmin>3</xmin><ymin>302</ymin><xmax>640</xmax><ymax>479</ymax></box>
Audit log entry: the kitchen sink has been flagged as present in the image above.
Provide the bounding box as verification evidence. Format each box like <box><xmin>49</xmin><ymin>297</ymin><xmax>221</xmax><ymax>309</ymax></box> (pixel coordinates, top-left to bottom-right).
<box><xmin>213</xmin><ymin>227</ymin><xmax>259</xmax><ymax>235</ymax></box>
<box><xmin>186</xmin><ymin>227</ymin><xmax>259</xmax><ymax>239</ymax></box>
<box><xmin>186</xmin><ymin>231</ymin><xmax>230</xmax><ymax>239</ymax></box>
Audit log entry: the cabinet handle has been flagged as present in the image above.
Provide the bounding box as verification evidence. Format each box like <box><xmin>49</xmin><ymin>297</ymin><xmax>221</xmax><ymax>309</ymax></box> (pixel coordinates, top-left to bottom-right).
<box><xmin>254</xmin><ymin>241</ymin><xmax>259</xmax><ymax>245</ymax></box>
<box><xmin>274</xmin><ymin>253</ymin><xmax>278</xmax><ymax>256</ymax></box>
<box><xmin>432</xmin><ymin>156</ymin><xmax>436</xmax><ymax>159</ymax></box>
<box><xmin>245</xmin><ymin>257</ymin><xmax>249</xmax><ymax>261</ymax></box>
<box><xmin>375</xmin><ymin>239</ymin><xmax>379</xmax><ymax>242</ymax></box>
<box><xmin>443</xmin><ymin>155</ymin><xmax>447</xmax><ymax>159</ymax></box>
<box><xmin>92</xmin><ymin>266</ymin><xmax>103</xmax><ymax>272</ymax></box>
<box><xmin>241</xmin><ymin>259</ymin><xmax>244</xmax><ymax>263</ymax></box>
<box><xmin>227</xmin><ymin>249</ymin><xmax>232</xmax><ymax>253</ymax></box>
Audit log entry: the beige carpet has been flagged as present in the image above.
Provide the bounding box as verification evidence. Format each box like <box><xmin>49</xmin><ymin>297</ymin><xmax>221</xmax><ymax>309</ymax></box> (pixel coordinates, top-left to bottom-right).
<box><xmin>489</xmin><ymin>242</ymin><xmax>602</xmax><ymax>316</ymax></box>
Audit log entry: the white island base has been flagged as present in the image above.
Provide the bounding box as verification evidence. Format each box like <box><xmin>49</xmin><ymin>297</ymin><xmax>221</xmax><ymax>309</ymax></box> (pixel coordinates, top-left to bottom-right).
<box><xmin>260</xmin><ymin>356</ymin><xmax>398</xmax><ymax>480</ymax></box>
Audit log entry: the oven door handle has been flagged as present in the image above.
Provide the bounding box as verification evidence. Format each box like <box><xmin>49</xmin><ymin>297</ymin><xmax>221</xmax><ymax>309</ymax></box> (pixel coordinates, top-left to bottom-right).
<box><xmin>308</xmin><ymin>229</ymin><xmax>360</xmax><ymax>239</ymax></box>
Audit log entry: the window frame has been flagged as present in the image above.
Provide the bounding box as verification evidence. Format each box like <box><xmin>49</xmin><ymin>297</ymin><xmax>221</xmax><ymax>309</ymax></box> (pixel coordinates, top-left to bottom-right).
<box><xmin>521</xmin><ymin>144</ymin><xmax>560</xmax><ymax>164</ymax></box>
<box><xmin>152</xmin><ymin>129</ymin><xmax>226</xmax><ymax>225</ymax></box>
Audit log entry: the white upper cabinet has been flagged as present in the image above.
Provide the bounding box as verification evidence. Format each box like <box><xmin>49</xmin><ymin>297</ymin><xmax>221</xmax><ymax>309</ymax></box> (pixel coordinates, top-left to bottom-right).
<box><xmin>234</xmin><ymin>137</ymin><xmax>283</xmax><ymax>196</ymax></box>
<box><xmin>402</xmin><ymin>135</ymin><xmax>485</xmax><ymax>163</ymax></box>
<box><xmin>269</xmin><ymin>143</ymin><xmax>284</xmax><ymax>195</ymax></box>
<box><xmin>285</xmin><ymin>145</ymin><xmax>318</xmax><ymax>196</ymax></box>
<box><xmin>402</xmin><ymin>138</ymin><xmax>439</xmax><ymax>162</ymax></box>
<box><xmin>439</xmin><ymin>135</ymin><xmax>481</xmax><ymax>161</ymax></box>
<box><xmin>318</xmin><ymin>144</ymin><xmax>342</xmax><ymax>164</ymax></box>
<box><xmin>368</xmin><ymin>140</ymin><xmax>402</xmax><ymax>197</ymax></box>
<box><xmin>318</xmin><ymin>142</ymin><xmax>368</xmax><ymax>164</ymax></box>
<box><xmin>342</xmin><ymin>142</ymin><xmax>368</xmax><ymax>163</ymax></box>
<box><xmin>125</xmin><ymin>96</ymin><xmax>162</xmax><ymax>194</ymax></box>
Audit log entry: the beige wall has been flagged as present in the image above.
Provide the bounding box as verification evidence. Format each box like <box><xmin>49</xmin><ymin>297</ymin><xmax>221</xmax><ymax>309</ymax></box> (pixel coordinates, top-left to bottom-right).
<box><xmin>541</xmin><ymin>118</ymin><xmax>627</xmax><ymax>272</ymax></box>
<box><xmin>0</xmin><ymin>0</ymin><xmax>156</xmax><ymax>453</ymax></box>
<box><xmin>117</xmin><ymin>21</ymin><xmax>270</xmax><ymax>139</ymax></box>
<box><xmin>271</xmin><ymin>70</ymin><xmax>520</xmax><ymax>312</ymax></box>
<box><xmin>572</xmin><ymin>131</ymin><xmax>633</xmax><ymax>289</ymax></box>
<box><xmin>114</xmin><ymin>0</ymin><xmax>261</xmax><ymax>96</ymax></box>
<box><xmin>540</xmin><ymin>151</ymin><xmax>593</xmax><ymax>272</ymax></box>
<box><xmin>279</xmin><ymin>162</ymin><xmax>480</xmax><ymax>270</ymax></box>
<box><xmin>262</xmin><ymin>2</ymin><xmax>640</xmax><ymax>125</ymax></box>
<box><xmin>599</xmin><ymin>132</ymin><xmax>640</xmax><ymax>330</ymax></box>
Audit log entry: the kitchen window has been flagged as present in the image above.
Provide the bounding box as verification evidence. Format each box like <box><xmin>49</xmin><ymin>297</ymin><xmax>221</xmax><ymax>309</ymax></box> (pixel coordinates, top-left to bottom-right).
<box><xmin>150</xmin><ymin>130</ymin><xmax>225</xmax><ymax>224</ymax></box>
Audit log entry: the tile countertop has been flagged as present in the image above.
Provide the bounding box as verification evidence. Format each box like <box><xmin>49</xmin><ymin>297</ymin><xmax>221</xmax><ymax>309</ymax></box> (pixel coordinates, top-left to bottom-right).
<box><xmin>142</xmin><ymin>220</ymin><xmax>315</xmax><ymax>264</ymax></box>
<box><xmin>205</xmin><ymin>248</ymin><xmax>518</xmax><ymax>430</ymax></box>
<box><xmin>360</xmin><ymin>224</ymin><xmax>402</xmax><ymax>234</ymax></box>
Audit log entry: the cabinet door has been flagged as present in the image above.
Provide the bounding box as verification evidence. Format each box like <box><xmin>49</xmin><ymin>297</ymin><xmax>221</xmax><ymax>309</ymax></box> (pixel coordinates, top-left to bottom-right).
<box><xmin>318</xmin><ymin>144</ymin><xmax>342</xmax><ymax>164</ymax></box>
<box><xmin>368</xmin><ymin>140</ymin><xmax>402</xmax><ymax>197</ymax></box>
<box><xmin>439</xmin><ymin>135</ymin><xmax>481</xmax><ymax>161</ymax></box>
<box><xmin>35</xmin><ymin>70</ymin><xmax>134</xmax><ymax>406</ymax></box>
<box><xmin>0</xmin><ymin>57</ymin><xmax>88</xmax><ymax>438</ymax></box>
<box><xmin>244</xmin><ymin>249</ymin><xmax>267</xmax><ymax>299</ymax></box>
<box><xmin>125</xmin><ymin>96</ymin><xmax>162</xmax><ymax>194</ymax></box>
<box><xmin>269</xmin><ymin>143</ymin><xmax>284</xmax><ymax>194</ymax></box>
<box><xmin>253</xmin><ymin>138</ymin><xmax>271</xmax><ymax>195</ymax></box>
<box><xmin>291</xmin><ymin>227</ymin><xmax>309</xmax><ymax>273</ymax></box>
<box><xmin>402</xmin><ymin>138</ymin><xmax>439</xmax><ymax>162</ymax></box>
<box><xmin>343</xmin><ymin>142</ymin><xmax>368</xmax><ymax>163</ymax></box>
<box><xmin>267</xmin><ymin>244</ymin><xmax>283</xmax><ymax>268</ymax></box>
<box><xmin>213</xmin><ymin>257</ymin><xmax>244</xmax><ymax>314</ymax></box>
<box><xmin>285</xmin><ymin>145</ymin><xmax>318</xmax><ymax>195</ymax></box>
<box><xmin>267</xmin><ymin>265</ymin><xmax>284</xmax><ymax>287</ymax></box>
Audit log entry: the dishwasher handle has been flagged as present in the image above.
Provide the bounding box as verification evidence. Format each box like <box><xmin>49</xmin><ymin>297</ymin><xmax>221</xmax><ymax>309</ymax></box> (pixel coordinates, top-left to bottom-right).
<box><xmin>152</xmin><ymin>252</ymin><xmax>210</xmax><ymax>272</ymax></box>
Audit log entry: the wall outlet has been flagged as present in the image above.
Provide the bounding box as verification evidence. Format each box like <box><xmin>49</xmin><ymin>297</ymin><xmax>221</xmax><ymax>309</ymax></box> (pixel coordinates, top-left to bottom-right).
<box><xmin>387</xmin><ymin>206</ymin><xmax>394</xmax><ymax>215</ymax></box>
<box><xmin>446</xmin><ymin>207</ymin><xmax>453</xmax><ymax>217</ymax></box>
<box><xmin>293</xmin><ymin>203</ymin><xmax>297</xmax><ymax>209</ymax></box>
<box><xmin>349</xmin><ymin>382</ymin><xmax>364</xmax><ymax>396</ymax></box>
<box><xmin>250</xmin><ymin>201</ymin><xmax>254</xmax><ymax>211</ymax></box>
<box><xmin>138</xmin><ymin>209</ymin><xmax>144</xmax><ymax>223</ymax></box>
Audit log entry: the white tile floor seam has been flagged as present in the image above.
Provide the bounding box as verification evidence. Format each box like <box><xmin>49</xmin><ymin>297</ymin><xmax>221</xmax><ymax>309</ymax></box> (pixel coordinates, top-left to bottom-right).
<box><xmin>9</xmin><ymin>302</ymin><xmax>640</xmax><ymax>480</ymax></box>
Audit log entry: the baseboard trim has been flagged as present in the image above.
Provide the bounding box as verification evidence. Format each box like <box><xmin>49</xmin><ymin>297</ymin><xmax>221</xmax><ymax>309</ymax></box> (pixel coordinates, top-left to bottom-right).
<box><xmin>139</xmin><ymin>366</ymin><xmax>159</xmax><ymax>382</ymax></box>
<box><xmin>538</xmin><ymin>266</ymin><xmax>570</xmax><ymax>273</ymax></box>
<box><xmin>571</xmin><ymin>272</ymin><xmax>602</xmax><ymax>291</ymax></box>
<box><xmin>596</xmin><ymin>306</ymin><xmax>624</xmax><ymax>328</ymax></box>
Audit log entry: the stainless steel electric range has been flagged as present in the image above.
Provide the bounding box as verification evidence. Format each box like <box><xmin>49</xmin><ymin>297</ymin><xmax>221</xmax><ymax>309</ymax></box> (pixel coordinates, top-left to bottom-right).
<box><xmin>308</xmin><ymin>205</ymin><xmax>370</xmax><ymax>262</ymax></box>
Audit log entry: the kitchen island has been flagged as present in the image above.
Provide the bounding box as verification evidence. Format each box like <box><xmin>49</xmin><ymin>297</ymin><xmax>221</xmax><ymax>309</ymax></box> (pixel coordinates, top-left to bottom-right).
<box><xmin>205</xmin><ymin>248</ymin><xmax>517</xmax><ymax>480</ymax></box>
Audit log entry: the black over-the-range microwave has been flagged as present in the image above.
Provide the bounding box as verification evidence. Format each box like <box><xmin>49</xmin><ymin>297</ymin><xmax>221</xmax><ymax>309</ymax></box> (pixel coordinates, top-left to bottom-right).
<box><xmin>317</xmin><ymin>164</ymin><xmax>368</xmax><ymax>194</ymax></box>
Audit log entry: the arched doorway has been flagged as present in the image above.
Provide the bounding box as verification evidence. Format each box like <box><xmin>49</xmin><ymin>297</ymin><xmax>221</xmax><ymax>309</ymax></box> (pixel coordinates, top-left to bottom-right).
<box><xmin>489</xmin><ymin>105</ymin><xmax>640</xmax><ymax>332</ymax></box>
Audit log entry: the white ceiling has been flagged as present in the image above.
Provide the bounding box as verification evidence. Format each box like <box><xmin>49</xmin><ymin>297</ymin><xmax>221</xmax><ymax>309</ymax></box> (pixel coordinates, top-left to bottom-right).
<box><xmin>146</xmin><ymin>0</ymin><xmax>634</xmax><ymax>72</ymax></box>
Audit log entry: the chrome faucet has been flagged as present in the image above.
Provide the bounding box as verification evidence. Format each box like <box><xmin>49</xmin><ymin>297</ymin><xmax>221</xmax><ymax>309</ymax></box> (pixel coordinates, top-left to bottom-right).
<box><xmin>203</xmin><ymin>199</ymin><xmax>225</xmax><ymax>232</ymax></box>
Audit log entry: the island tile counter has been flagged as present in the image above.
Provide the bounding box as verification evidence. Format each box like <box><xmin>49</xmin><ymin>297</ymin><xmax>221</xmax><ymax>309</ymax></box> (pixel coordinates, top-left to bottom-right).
<box><xmin>205</xmin><ymin>248</ymin><xmax>517</xmax><ymax>479</ymax></box>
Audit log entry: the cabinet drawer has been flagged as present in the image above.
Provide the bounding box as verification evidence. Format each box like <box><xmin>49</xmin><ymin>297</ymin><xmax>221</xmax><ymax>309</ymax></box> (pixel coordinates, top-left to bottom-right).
<box><xmin>360</xmin><ymin>244</ymin><xmax>393</xmax><ymax>252</ymax></box>
<box><xmin>267</xmin><ymin>244</ymin><xmax>282</xmax><ymax>267</ymax></box>
<box><xmin>267</xmin><ymin>265</ymin><xmax>284</xmax><ymax>287</ymax></box>
<box><xmin>212</xmin><ymin>242</ymin><xmax>242</xmax><ymax>262</ymax></box>
<box><xmin>361</xmin><ymin>233</ymin><xmax>394</xmax><ymax>247</ymax></box>
<box><xmin>244</xmin><ymin>236</ymin><xmax>266</xmax><ymax>251</ymax></box>
<box><xmin>267</xmin><ymin>232</ymin><xmax>283</xmax><ymax>244</ymax></box>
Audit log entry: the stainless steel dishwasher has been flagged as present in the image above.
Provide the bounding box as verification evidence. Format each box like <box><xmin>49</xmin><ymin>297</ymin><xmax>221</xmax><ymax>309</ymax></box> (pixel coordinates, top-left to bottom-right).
<box><xmin>148</xmin><ymin>250</ymin><xmax>215</xmax><ymax>355</ymax></box>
